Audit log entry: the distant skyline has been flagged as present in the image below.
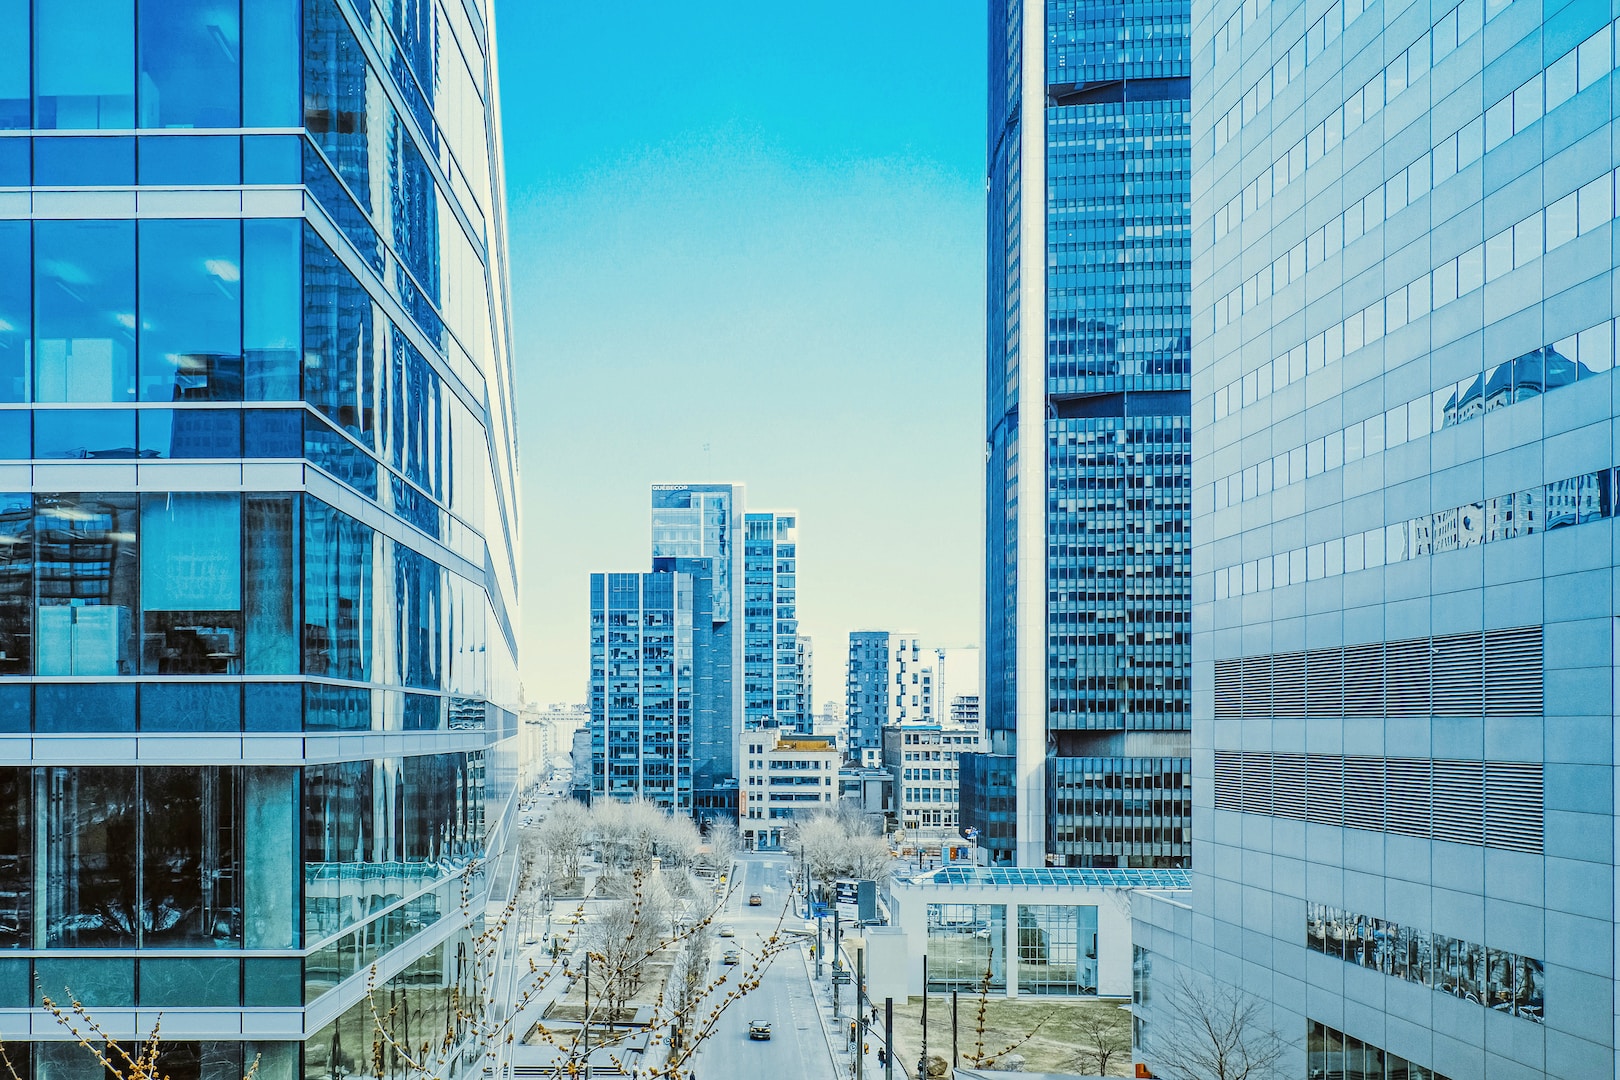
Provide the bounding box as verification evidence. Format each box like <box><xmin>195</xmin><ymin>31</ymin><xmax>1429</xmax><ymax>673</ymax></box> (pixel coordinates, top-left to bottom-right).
<box><xmin>497</xmin><ymin>3</ymin><xmax>989</xmax><ymax>701</ymax></box>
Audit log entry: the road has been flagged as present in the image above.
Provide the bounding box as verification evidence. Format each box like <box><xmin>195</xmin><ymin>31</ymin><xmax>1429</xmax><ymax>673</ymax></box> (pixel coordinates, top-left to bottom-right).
<box><xmin>690</xmin><ymin>853</ymin><xmax>836</xmax><ymax>1080</ymax></box>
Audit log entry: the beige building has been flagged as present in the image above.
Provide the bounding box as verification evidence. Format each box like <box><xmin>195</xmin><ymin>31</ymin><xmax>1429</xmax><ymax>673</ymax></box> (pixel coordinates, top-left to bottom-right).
<box><xmin>737</xmin><ymin>730</ymin><xmax>840</xmax><ymax>849</ymax></box>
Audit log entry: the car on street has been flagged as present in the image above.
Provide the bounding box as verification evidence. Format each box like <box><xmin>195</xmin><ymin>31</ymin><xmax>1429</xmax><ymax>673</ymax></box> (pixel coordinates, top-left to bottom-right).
<box><xmin>748</xmin><ymin>894</ymin><xmax>763</xmax><ymax>906</ymax></box>
<box><xmin>748</xmin><ymin>1020</ymin><xmax>772</xmax><ymax>1040</ymax></box>
<box><xmin>722</xmin><ymin>949</ymin><xmax>741</xmax><ymax>965</ymax></box>
<box><xmin>718</xmin><ymin>924</ymin><xmax>735</xmax><ymax>937</ymax></box>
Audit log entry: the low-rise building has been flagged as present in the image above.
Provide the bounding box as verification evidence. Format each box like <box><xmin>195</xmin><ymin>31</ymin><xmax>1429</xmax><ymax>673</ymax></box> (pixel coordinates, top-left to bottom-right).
<box><xmin>883</xmin><ymin>723</ymin><xmax>982</xmax><ymax>835</ymax></box>
<box><xmin>737</xmin><ymin>730</ymin><xmax>840</xmax><ymax>849</ymax></box>
<box><xmin>883</xmin><ymin>865</ymin><xmax>1190</xmax><ymax>998</ymax></box>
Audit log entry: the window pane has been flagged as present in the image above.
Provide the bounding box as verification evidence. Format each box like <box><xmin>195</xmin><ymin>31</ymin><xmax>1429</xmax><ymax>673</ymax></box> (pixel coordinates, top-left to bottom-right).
<box><xmin>36</xmin><ymin>681</ymin><xmax>135</xmax><ymax>732</ymax></box>
<box><xmin>138</xmin><ymin>134</ymin><xmax>240</xmax><ymax>185</ymax></box>
<box><xmin>244</xmin><ymin>493</ymin><xmax>298</xmax><ymax>674</ymax></box>
<box><xmin>0</xmin><ymin>0</ymin><xmax>26</xmax><ymax>128</ymax></box>
<box><xmin>302</xmin><ymin>225</ymin><xmax>376</xmax><ymax>444</ymax></box>
<box><xmin>35</xmin><ymin>219</ymin><xmax>136</xmax><ymax>402</ymax></box>
<box><xmin>137</xmin><ymin>0</ymin><xmax>240</xmax><ymax>128</ymax></box>
<box><xmin>0</xmin><ymin>768</ymin><xmax>30</xmax><ymax>946</ymax></box>
<box><xmin>138</xmin><ymin>408</ymin><xmax>243</xmax><ymax>459</ymax></box>
<box><xmin>34</xmin><ymin>408</ymin><xmax>137</xmax><ymax>458</ymax></box>
<box><xmin>302</xmin><ymin>496</ymin><xmax>372</xmax><ymax>679</ymax></box>
<box><xmin>243</xmin><ymin>767</ymin><xmax>299</xmax><ymax>949</ymax></box>
<box><xmin>243</xmin><ymin>0</ymin><xmax>299</xmax><ymax>126</ymax></box>
<box><xmin>138</xmin><ymin>219</ymin><xmax>243</xmax><ymax>401</ymax></box>
<box><xmin>143</xmin><ymin>766</ymin><xmax>241</xmax><ymax>946</ymax></box>
<box><xmin>140</xmin><ymin>492</ymin><xmax>242</xmax><ymax>674</ymax></box>
<box><xmin>244</xmin><ymin>408</ymin><xmax>301</xmax><ymax>457</ymax></box>
<box><xmin>44</xmin><ymin>766</ymin><xmax>138</xmax><ymax>947</ymax></box>
<box><xmin>140</xmin><ymin>959</ymin><xmax>242</xmax><ymax>1007</ymax></box>
<box><xmin>0</xmin><ymin>220</ymin><xmax>25</xmax><ymax>402</ymax></box>
<box><xmin>35</xmin><ymin>492</ymin><xmax>139</xmax><ymax>675</ymax></box>
<box><xmin>243</xmin><ymin>218</ymin><xmax>301</xmax><ymax>400</ymax></box>
<box><xmin>140</xmin><ymin>681</ymin><xmax>240</xmax><ymax>732</ymax></box>
<box><xmin>0</xmin><ymin>496</ymin><xmax>26</xmax><ymax>675</ymax></box>
<box><xmin>35</xmin><ymin>0</ymin><xmax>134</xmax><ymax>128</ymax></box>
<box><xmin>33</xmin><ymin>135</ymin><xmax>134</xmax><ymax>185</ymax></box>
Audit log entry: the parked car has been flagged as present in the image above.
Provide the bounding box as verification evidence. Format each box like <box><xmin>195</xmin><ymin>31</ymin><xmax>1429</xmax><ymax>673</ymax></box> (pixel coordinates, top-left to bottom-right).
<box><xmin>748</xmin><ymin>1020</ymin><xmax>772</xmax><ymax>1040</ymax></box>
<box><xmin>748</xmin><ymin>894</ymin><xmax>763</xmax><ymax>906</ymax></box>
<box><xmin>722</xmin><ymin>949</ymin><xmax>741</xmax><ymax>966</ymax></box>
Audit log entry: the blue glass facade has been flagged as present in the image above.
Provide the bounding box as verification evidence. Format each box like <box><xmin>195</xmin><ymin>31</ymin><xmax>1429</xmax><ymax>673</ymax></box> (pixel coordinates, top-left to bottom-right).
<box><xmin>845</xmin><ymin>629</ymin><xmax>892</xmax><ymax>765</ymax></box>
<box><xmin>589</xmin><ymin>571</ymin><xmax>694</xmax><ymax>810</ymax></box>
<box><xmin>0</xmin><ymin>0</ymin><xmax>522</xmax><ymax>1075</ymax></box>
<box><xmin>743</xmin><ymin>510</ymin><xmax>804</xmax><ymax>732</ymax></box>
<box><xmin>971</xmin><ymin>0</ymin><xmax>1193</xmax><ymax>867</ymax></box>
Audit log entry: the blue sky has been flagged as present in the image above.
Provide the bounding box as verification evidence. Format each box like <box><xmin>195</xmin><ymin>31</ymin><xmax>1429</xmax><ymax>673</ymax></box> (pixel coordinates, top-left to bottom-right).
<box><xmin>497</xmin><ymin>2</ymin><xmax>988</xmax><ymax>703</ymax></box>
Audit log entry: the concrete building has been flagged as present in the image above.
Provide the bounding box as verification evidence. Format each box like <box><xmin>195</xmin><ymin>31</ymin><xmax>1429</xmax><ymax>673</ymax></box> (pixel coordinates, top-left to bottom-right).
<box><xmin>1133</xmin><ymin>1</ymin><xmax>1620</xmax><ymax>1078</ymax></box>
<box><xmin>737</xmin><ymin>730</ymin><xmax>839</xmax><ymax>849</ymax></box>
<box><xmin>845</xmin><ymin>631</ymin><xmax>947</xmax><ymax>767</ymax></box>
<box><xmin>883</xmin><ymin>723</ymin><xmax>984</xmax><ymax>836</ymax></box>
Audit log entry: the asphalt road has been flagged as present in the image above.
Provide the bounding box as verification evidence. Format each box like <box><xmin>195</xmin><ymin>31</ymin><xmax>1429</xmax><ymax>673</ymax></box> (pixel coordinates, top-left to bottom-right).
<box><xmin>690</xmin><ymin>853</ymin><xmax>836</xmax><ymax>1080</ymax></box>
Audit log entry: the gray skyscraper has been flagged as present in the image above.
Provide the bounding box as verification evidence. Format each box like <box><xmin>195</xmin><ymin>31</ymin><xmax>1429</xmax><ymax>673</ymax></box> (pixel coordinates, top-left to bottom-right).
<box><xmin>1133</xmin><ymin>1</ymin><xmax>1616</xmax><ymax>1077</ymax></box>
<box><xmin>0</xmin><ymin>0</ymin><xmax>523</xmax><ymax>1074</ymax></box>
<box><xmin>967</xmin><ymin>0</ymin><xmax>1194</xmax><ymax>867</ymax></box>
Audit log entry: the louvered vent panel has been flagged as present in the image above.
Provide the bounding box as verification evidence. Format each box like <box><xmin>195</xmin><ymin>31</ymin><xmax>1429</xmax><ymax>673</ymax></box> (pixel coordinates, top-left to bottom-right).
<box><xmin>1484</xmin><ymin>761</ymin><xmax>1544</xmax><ymax>853</ymax></box>
<box><xmin>1484</xmin><ymin>625</ymin><xmax>1543</xmax><ymax>717</ymax></box>
<box><xmin>1341</xmin><ymin>757</ymin><xmax>1385</xmax><ymax>832</ymax></box>
<box><xmin>1430</xmin><ymin>760</ymin><xmax>1485</xmax><ymax>846</ymax></box>
<box><xmin>1305</xmin><ymin>648</ymin><xmax>1343</xmax><ymax>718</ymax></box>
<box><xmin>1382</xmin><ymin>636</ymin><xmax>1431</xmax><ymax>717</ymax></box>
<box><xmin>1271</xmin><ymin>753</ymin><xmax>1306</xmax><ymax>819</ymax></box>
<box><xmin>1213</xmin><ymin>750</ymin><xmax>1242</xmax><ymax>811</ymax></box>
<box><xmin>1341</xmin><ymin>642</ymin><xmax>1385</xmax><ymax>717</ymax></box>
<box><xmin>1241</xmin><ymin>654</ymin><xmax>1274</xmax><ymax>718</ymax></box>
<box><xmin>1214</xmin><ymin>659</ymin><xmax>1242</xmax><ymax>719</ymax></box>
<box><xmin>1431</xmin><ymin>632</ymin><xmax>1484</xmax><ymax>715</ymax></box>
<box><xmin>1270</xmin><ymin>652</ymin><xmax>1306</xmax><ymax>717</ymax></box>
<box><xmin>1240</xmin><ymin>753</ymin><xmax>1272</xmax><ymax>816</ymax></box>
<box><xmin>1305</xmin><ymin>754</ymin><xmax>1343</xmax><ymax>825</ymax></box>
<box><xmin>1382</xmin><ymin>758</ymin><xmax>1432</xmax><ymax>839</ymax></box>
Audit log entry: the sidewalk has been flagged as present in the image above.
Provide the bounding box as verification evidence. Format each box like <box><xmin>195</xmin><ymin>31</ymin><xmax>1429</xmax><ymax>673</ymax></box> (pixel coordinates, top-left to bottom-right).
<box><xmin>800</xmin><ymin>934</ymin><xmax>890</xmax><ymax>1080</ymax></box>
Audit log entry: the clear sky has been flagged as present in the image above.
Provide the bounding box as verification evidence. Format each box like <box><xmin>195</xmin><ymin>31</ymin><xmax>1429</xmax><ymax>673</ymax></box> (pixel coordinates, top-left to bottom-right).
<box><xmin>496</xmin><ymin>3</ymin><xmax>988</xmax><ymax>704</ymax></box>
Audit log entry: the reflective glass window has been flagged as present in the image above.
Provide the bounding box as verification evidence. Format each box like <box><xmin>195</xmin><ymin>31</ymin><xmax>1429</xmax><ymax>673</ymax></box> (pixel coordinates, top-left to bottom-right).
<box><xmin>44</xmin><ymin>766</ymin><xmax>138</xmax><ymax>947</ymax></box>
<box><xmin>138</xmin><ymin>134</ymin><xmax>239</xmax><ymax>185</ymax></box>
<box><xmin>243</xmin><ymin>768</ymin><xmax>299</xmax><ymax>949</ymax></box>
<box><xmin>243</xmin><ymin>0</ymin><xmax>300</xmax><ymax>126</ymax></box>
<box><xmin>0</xmin><ymin>494</ymin><xmax>30</xmax><ymax>675</ymax></box>
<box><xmin>0</xmin><ymin>1</ymin><xmax>25</xmax><ymax>128</ymax></box>
<box><xmin>137</xmin><ymin>0</ymin><xmax>240</xmax><ymax>128</ymax></box>
<box><xmin>149</xmin><ymin>1043</ymin><xmax>245</xmax><ymax>1080</ymax></box>
<box><xmin>243</xmin><ymin>218</ymin><xmax>301</xmax><ymax>400</ymax></box>
<box><xmin>244</xmin><ymin>493</ymin><xmax>298</xmax><ymax>674</ymax></box>
<box><xmin>924</xmin><ymin>903</ymin><xmax>1007</xmax><ymax>991</ymax></box>
<box><xmin>0</xmin><ymin>220</ymin><xmax>25</xmax><ymax>401</ymax></box>
<box><xmin>138</xmin><ymin>408</ymin><xmax>242</xmax><ymax>458</ymax></box>
<box><xmin>302</xmin><ymin>225</ymin><xmax>377</xmax><ymax>445</ymax></box>
<box><xmin>243</xmin><ymin>681</ymin><xmax>301</xmax><ymax>731</ymax></box>
<box><xmin>32</xmin><ymin>135</ymin><xmax>134</xmax><ymax>185</ymax></box>
<box><xmin>0</xmin><ymin>768</ymin><xmax>29</xmax><ymax>945</ymax></box>
<box><xmin>140</xmin><ymin>682</ymin><xmax>240</xmax><ymax>732</ymax></box>
<box><xmin>143</xmin><ymin>766</ymin><xmax>241</xmax><ymax>946</ymax></box>
<box><xmin>302</xmin><ymin>497</ymin><xmax>372</xmax><ymax>679</ymax></box>
<box><xmin>138</xmin><ymin>219</ymin><xmax>243</xmax><ymax>401</ymax></box>
<box><xmin>35</xmin><ymin>492</ymin><xmax>139</xmax><ymax>676</ymax></box>
<box><xmin>243</xmin><ymin>134</ymin><xmax>300</xmax><ymax>184</ymax></box>
<box><xmin>34</xmin><ymin>0</ymin><xmax>135</xmax><ymax>128</ymax></box>
<box><xmin>34</xmin><ymin>219</ymin><xmax>136</xmax><ymax>402</ymax></box>
<box><xmin>34</xmin><ymin>408</ymin><xmax>136</xmax><ymax>458</ymax></box>
<box><xmin>0</xmin><ymin>411</ymin><xmax>25</xmax><ymax>457</ymax></box>
<box><xmin>140</xmin><ymin>957</ymin><xmax>241</xmax><ymax>1008</ymax></box>
<box><xmin>244</xmin><ymin>408</ymin><xmax>302</xmax><ymax>457</ymax></box>
<box><xmin>36</xmin><ymin>681</ymin><xmax>135</xmax><ymax>732</ymax></box>
<box><xmin>140</xmin><ymin>492</ymin><xmax>242</xmax><ymax>674</ymax></box>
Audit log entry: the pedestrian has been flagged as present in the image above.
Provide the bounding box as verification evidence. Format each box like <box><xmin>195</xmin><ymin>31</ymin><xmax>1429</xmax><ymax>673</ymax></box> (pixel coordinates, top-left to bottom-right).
<box><xmin>877</xmin><ymin>1048</ymin><xmax>887</xmax><ymax>1066</ymax></box>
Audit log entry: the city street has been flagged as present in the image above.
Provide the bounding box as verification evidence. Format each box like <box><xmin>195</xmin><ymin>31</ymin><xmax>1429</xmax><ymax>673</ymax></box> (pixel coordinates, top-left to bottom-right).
<box><xmin>691</xmin><ymin>853</ymin><xmax>835</xmax><ymax>1080</ymax></box>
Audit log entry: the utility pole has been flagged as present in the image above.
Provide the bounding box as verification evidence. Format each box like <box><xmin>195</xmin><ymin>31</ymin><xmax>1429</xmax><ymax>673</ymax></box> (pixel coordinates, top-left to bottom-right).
<box><xmin>952</xmin><ymin>990</ymin><xmax>959</xmax><ymax>1067</ymax></box>
<box><xmin>832</xmin><ymin>904</ymin><xmax>842</xmax><ymax>1017</ymax></box>
<box><xmin>919</xmin><ymin>976</ymin><xmax>929</xmax><ymax>1080</ymax></box>
<box><xmin>884</xmin><ymin>998</ymin><xmax>894</xmax><ymax>1080</ymax></box>
<box><xmin>855</xmin><ymin>949</ymin><xmax>866</xmax><ymax>1080</ymax></box>
<box><xmin>583</xmin><ymin>951</ymin><xmax>591</xmax><ymax>1058</ymax></box>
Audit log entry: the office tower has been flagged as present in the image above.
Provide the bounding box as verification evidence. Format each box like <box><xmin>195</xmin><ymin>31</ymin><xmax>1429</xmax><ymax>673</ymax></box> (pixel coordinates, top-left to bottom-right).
<box><xmin>743</xmin><ymin>510</ymin><xmax>804</xmax><ymax>731</ymax></box>
<box><xmin>589</xmin><ymin>571</ymin><xmax>696</xmax><ymax>810</ymax></box>
<box><xmin>844</xmin><ymin>631</ymin><xmax>938</xmax><ymax>766</ymax></box>
<box><xmin>1132</xmin><ymin>2</ymin><xmax>1614</xmax><ymax>1077</ymax></box>
<box><xmin>651</xmin><ymin>483</ymin><xmax>743</xmax><ymax>812</ymax></box>
<box><xmin>968</xmin><ymin>0</ymin><xmax>1194</xmax><ymax>867</ymax></box>
<box><xmin>0</xmin><ymin>1</ymin><xmax>523</xmax><ymax>1077</ymax></box>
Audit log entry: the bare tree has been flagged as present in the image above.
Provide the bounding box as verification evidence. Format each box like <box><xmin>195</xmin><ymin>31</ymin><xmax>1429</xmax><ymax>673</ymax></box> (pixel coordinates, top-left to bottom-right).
<box><xmin>533</xmin><ymin>798</ymin><xmax>589</xmax><ymax>891</ymax></box>
<box><xmin>1071</xmin><ymin>1004</ymin><xmax>1132</xmax><ymax>1077</ymax></box>
<box><xmin>702</xmin><ymin>820</ymin><xmax>738</xmax><ymax>874</ymax></box>
<box><xmin>1142</xmin><ymin>970</ymin><xmax>1285</xmax><ymax>1080</ymax></box>
<box><xmin>791</xmin><ymin>811</ymin><xmax>895</xmax><ymax>894</ymax></box>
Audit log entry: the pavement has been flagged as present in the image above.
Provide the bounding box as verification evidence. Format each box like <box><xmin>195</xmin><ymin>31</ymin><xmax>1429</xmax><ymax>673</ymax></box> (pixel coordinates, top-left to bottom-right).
<box><xmin>687</xmin><ymin>853</ymin><xmax>839</xmax><ymax>1080</ymax></box>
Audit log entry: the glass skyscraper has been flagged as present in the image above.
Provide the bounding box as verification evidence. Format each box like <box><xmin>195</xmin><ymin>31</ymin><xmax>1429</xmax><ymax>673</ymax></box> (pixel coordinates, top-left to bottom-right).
<box><xmin>743</xmin><ymin>509</ymin><xmax>804</xmax><ymax>731</ymax></box>
<box><xmin>1132</xmin><ymin>0</ymin><xmax>1619</xmax><ymax>1077</ymax></box>
<box><xmin>969</xmin><ymin>0</ymin><xmax>1194</xmax><ymax>867</ymax></box>
<box><xmin>0</xmin><ymin>2</ymin><xmax>523</xmax><ymax>1078</ymax></box>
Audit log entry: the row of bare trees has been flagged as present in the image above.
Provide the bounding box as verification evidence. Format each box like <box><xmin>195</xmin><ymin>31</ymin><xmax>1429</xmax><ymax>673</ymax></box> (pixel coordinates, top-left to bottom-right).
<box><xmin>789</xmin><ymin>806</ymin><xmax>895</xmax><ymax>894</ymax></box>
